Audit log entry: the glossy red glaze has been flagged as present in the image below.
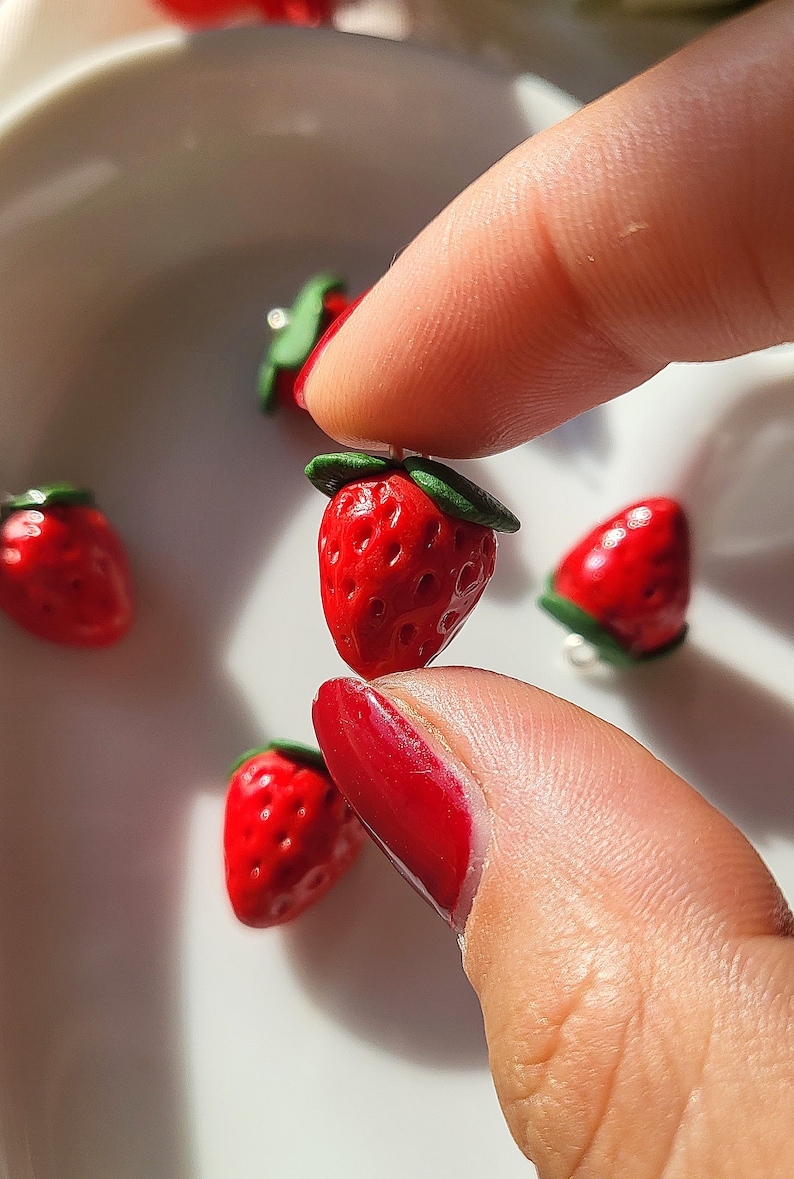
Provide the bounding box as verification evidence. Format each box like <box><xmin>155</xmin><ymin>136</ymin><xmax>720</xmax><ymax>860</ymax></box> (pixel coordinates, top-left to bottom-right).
<box><xmin>293</xmin><ymin>289</ymin><xmax>369</xmax><ymax>409</ymax></box>
<box><xmin>156</xmin><ymin>0</ymin><xmax>335</xmax><ymax>26</ymax></box>
<box><xmin>256</xmin><ymin>0</ymin><xmax>335</xmax><ymax>22</ymax></box>
<box><xmin>0</xmin><ymin>505</ymin><xmax>134</xmax><ymax>647</ymax></box>
<box><xmin>224</xmin><ymin>748</ymin><xmax>365</xmax><ymax>928</ymax></box>
<box><xmin>554</xmin><ymin>496</ymin><xmax>690</xmax><ymax>658</ymax></box>
<box><xmin>154</xmin><ymin>0</ymin><xmax>242</xmax><ymax>25</ymax></box>
<box><xmin>319</xmin><ymin>470</ymin><xmax>496</xmax><ymax>679</ymax></box>
<box><xmin>313</xmin><ymin>680</ymin><xmax>474</xmax><ymax>925</ymax></box>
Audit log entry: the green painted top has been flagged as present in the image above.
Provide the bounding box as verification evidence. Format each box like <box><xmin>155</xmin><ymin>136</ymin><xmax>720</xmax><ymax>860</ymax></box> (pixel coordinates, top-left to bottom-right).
<box><xmin>258</xmin><ymin>271</ymin><xmax>346</xmax><ymax>413</ymax></box>
<box><xmin>0</xmin><ymin>483</ymin><xmax>94</xmax><ymax>524</ymax></box>
<box><xmin>304</xmin><ymin>451</ymin><xmax>521</xmax><ymax>533</ymax></box>
<box><xmin>228</xmin><ymin>741</ymin><xmax>327</xmax><ymax>777</ymax></box>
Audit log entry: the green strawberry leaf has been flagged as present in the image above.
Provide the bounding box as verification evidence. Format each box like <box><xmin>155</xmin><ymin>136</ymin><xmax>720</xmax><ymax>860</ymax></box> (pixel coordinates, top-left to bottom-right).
<box><xmin>227</xmin><ymin>746</ymin><xmax>270</xmax><ymax>776</ymax></box>
<box><xmin>266</xmin><ymin>741</ymin><xmax>327</xmax><ymax>771</ymax></box>
<box><xmin>227</xmin><ymin>742</ymin><xmax>326</xmax><ymax>777</ymax></box>
<box><xmin>538</xmin><ymin>575</ymin><xmax>688</xmax><ymax>667</ymax></box>
<box><xmin>403</xmin><ymin>457</ymin><xmax>520</xmax><ymax>533</ymax></box>
<box><xmin>258</xmin><ymin>271</ymin><xmax>346</xmax><ymax>412</ymax></box>
<box><xmin>269</xmin><ymin>272</ymin><xmax>345</xmax><ymax>369</ymax></box>
<box><xmin>305</xmin><ymin>452</ymin><xmax>397</xmax><ymax>497</ymax></box>
<box><xmin>257</xmin><ymin>359</ymin><xmax>280</xmax><ymax>414</ymax></box>
<box><xmin>0</xmin><ymin>483</ymin><xmax>94</xmax><ymax>523</ymax></box>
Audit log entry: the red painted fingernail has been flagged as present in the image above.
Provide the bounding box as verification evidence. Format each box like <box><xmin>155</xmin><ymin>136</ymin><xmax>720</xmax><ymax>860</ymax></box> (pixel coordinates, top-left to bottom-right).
<box><xmin>294</xmin><ymin>289</ymin><xmax>369</xmax><ymax>410</ymax></box>
<box><xmin>312</xmin><ymin>678</ymin><xmax>488</xmax><ymax>931</ymax></box>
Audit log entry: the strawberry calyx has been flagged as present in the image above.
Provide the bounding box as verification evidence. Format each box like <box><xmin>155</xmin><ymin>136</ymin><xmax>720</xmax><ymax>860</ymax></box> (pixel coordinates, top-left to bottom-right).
<box><xmin>538</xmin><ymin>574</ymin><xmax>688</xmax><ymax>666</ymax></box>
<box><xmin>227</xmin><ymin>740</ymin><xmax>326</xmax><ymax>776</ymax></box>
<box><xmin>305</xmin><ymin>451</ymin><xmax>521</xmax><ymax>533</ymax></box>
<box><xmin>404</xmin><ymin>456</ymin><xmax>520</xmax><ymax>533</ymax></box>
<box><xmin>258</xmin><ymin>271</ymin><xmax>346</xmax><ymax>413</ymax></box>
<box><xmin>0</xmin><ymin>483</ymin><xmax>94</xmax><ymax>524</ymax></box>
<box><xmin>305</xmin><ymin>452</ymin><xmax>398</xmax><ymax>497</ymax></box>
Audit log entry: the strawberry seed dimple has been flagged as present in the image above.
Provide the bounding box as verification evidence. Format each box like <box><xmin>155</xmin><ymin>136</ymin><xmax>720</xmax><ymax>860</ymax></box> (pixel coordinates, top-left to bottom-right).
<box><xmin>454</xmin><ymin>527</ymin><xmax>466</xmax><ymax>550</ymax></box>
<box><xmin>368</xmin><ymin>597</ymin><xmax>385</xmax><ymax>619</ymax></box>
<box><xmin>457</xmin><ymin>563</ymin><xmax>477</xmax><ymax>592</ymax></box>
<box><xmin>384</xmin><ymin>499</ymin><xmax>399</xmax><ymax>523</ymax></box>
<box><xmin>352</xmin><ymin>524</ymin><xmax>373</xmax><ymax>553</ymax></box>
<box><xmin>386</xmin><ymin>541</ymin><xmax>402</xmax><ymax>565</ymax></box>
<box><xmin>424</xmin><ymin>519</ymin><xmax>441</xmax><ymax>548</ymax></box>
<box><xmin>399</xmin><ymin>623</ymin><xmax>417</xmax><ymax>645</ymax></box>
<box><xmin>416</xmin><ymin>573</ymin><xmax>436</xmax><ymax>598</ymax></box>
<box><xmin>307</xmin><ymin>869</ymin><xmax>328</xmax><ymax>891</ymax></box>
<box><xmin>441</xmin><ymin>610</ymin><xmax>459</xmax><ymax>632</ymax></box>
<box><xmin>342</xmin><ymin>578</ymin><xmax>356</xmax><ymax>600</ymax></box>
<box><xmin>324</xmin><ymin>787</ymin><xmax>337</xmax><ymax>806</ymax></box>
<box><xmin>327</xmin><ymin>545</ymin><xmax>340</xmax><ymax>565</ymax></box>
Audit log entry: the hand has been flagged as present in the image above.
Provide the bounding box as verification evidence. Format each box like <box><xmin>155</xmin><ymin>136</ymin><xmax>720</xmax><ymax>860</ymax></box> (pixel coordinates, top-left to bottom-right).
<box><xmin>306</xmin><ymin>2</ymin><xmax>794</xmax><ymax>1175</ymax></box>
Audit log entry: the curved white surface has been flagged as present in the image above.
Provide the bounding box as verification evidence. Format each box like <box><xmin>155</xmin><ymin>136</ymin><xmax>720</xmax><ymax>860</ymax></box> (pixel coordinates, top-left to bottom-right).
<box><xmin>0</xmin><ymin>27</ymin><xmax>790</xmax><ymax>1179</ymax></box>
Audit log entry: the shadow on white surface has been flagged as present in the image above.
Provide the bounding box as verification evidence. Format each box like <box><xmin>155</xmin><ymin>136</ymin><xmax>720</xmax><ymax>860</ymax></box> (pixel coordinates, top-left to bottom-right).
<box><xmin>285</xmin><ymin>843</ymin><xmax>488</xmax><ymax>1067</ymax></box>
<box><xmin>624</xmin><ymin>645</ymin><xmax>794</xmax><ymax>843</ymax></box>
<box><xmin>0</xmin><ymin>244</ymin><xmax>342</xmax><ymax>1178</ymax></box>
<box><xmin>686</xmin><ymin>373</ymin><xmax>794</xmax><ymax>641</ymax></box>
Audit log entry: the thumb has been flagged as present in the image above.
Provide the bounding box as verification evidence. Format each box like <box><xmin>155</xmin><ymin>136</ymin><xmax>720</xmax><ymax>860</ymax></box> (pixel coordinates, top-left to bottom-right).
<box><xmin>312</xmin><ymin>669</ymin><xmax>794</xmax><ymax>1179</ymax></box>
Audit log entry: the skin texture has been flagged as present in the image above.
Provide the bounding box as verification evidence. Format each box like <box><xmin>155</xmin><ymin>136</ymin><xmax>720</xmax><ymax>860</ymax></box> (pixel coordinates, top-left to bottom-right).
<box><xmin>303</xmin><ymin>0</ymin><xmax>794</xmax><ymax>459</ymax></box>
<box><xmin>377</xmin><ymin>670</ymin><xmax>794</xmax><ymax>1179</ymax></box>
<box><xmin>303</xmin><ymin>2</ymin><xmax>794</xmax><ymax>1174</ymax></box>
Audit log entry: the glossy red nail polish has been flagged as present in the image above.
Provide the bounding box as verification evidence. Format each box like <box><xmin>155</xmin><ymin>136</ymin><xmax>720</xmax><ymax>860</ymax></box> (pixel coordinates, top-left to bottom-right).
<box><xmin>312</xmin><ymin>678</ymin><xmax>487</xmax><ymax>930</ymax></box>
<box><xmin>294</xmin><ymin>288</ymin><xmax>369</xmax><ymax>410</ymax></box>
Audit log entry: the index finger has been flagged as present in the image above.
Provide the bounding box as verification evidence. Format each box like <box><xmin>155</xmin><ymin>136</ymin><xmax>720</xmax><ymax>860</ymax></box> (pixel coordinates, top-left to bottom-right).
<box><xmin>303</xmin><ymin>0</ymin><xmax>794</xmax><ymax>458</ymax></box>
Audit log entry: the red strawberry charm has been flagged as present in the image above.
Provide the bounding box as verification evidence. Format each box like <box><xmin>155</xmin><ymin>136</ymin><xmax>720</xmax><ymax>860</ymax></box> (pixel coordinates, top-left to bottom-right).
<box><xmin>306</xmin><ymin>452</ymin><xmax>520</xmax><ymax>680</ymax></box>
<box><xmin>223</xmin><ymin>741</ymin><xmax>366</xmax><ymax>927</ymax></box>
<box><xmin>0</xmin><ymin>484</ymin><xmax>134</xmax><ymax>647</ymax></box>
<box><xmin>539</xmin><ymin>497</ymin><xmax>690</xmax><ymax>666</ymax></box>
<box><xmin>155</xmin><ymin>0</ymin><xmax>336</xmax><ymax>26</ymax></box>
<box><xmin>258</xmin><ymin>273</ymin><xmax>353</xmax><ymax>413</ymax></box>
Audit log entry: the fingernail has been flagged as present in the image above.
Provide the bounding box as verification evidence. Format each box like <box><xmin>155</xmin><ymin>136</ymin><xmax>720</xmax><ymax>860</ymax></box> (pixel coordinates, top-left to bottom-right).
<box><xmin>296</xmin><ymin>289</ymin><xmax>368</xmax><ymax>411</ymax></box>
<box><xmin>312</xmin><ymin>678</ymin><xmax>489</xmax><ymax>931</ymax></box>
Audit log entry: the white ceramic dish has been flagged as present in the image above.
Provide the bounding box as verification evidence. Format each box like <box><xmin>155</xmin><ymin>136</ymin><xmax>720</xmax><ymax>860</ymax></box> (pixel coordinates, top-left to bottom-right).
<box><xmin>0</xmin><ymin>27</ymin><xmax>791</xmax><ymax>1179</ymax></box>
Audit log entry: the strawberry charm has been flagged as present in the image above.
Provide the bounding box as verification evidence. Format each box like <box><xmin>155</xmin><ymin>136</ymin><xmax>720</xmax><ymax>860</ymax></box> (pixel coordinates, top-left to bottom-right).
<box><xmin>155</xmin><ymin>0</ymin><xmax>335</xmax><ymax>27</ymax></box>
<box><xmin>306</xmin><ymin>452</ymin><xmax>520</xmax><ymax>679</ymax></box>
<box><xmin>0</xmin><ymin>484</ymin><xmax>134</xmax><ymax>647</ymax></box>
<box><xmin>223</xmin><ymin>741</ymin><xmax>366</xmax><ymax>927</ymax></box>
<box><xmin>538</xmin><ymin>497</ymin><xmax>690</xmax><ymax>667</ymax></box>
<box><xmin>258</xmin><ymin>272</ymin><xmax>352</xmax><ymax>412</ymax></box>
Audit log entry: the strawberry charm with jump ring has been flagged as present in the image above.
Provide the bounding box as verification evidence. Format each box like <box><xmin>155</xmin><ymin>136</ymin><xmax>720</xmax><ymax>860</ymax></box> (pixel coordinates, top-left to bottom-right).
<box><xmin>539</xmin><ymin>497</ymin><xmax>691</xmax><ymax>669</ymax></box>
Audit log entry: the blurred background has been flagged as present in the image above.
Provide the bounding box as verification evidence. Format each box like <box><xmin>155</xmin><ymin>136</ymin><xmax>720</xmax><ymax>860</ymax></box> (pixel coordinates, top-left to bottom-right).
<box><xmin>0</xmin><ymin>0</ymin><xmax>741</xmax><ymax>110</ymax></box>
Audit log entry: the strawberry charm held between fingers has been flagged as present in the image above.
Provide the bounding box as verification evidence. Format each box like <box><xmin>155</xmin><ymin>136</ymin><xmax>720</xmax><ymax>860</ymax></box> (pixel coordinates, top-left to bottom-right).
<box><xmin>538</xmin><ymin>497</ymin><xmax>690</xmax><ymax>666</ymax></box>
<box><xmin>0</xmin><ymin>484</ymin><xmax>134</xmax><ymax>647</ymax></box>
<box><xmin>223</xmin><ymin>741</ymin><xmax>366</xmax><ymax>927</ymax></box>
<box><xmin>306</xmin><ymin>452</ymin><xmax>520</xmax><ymax>680</ymax></box>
